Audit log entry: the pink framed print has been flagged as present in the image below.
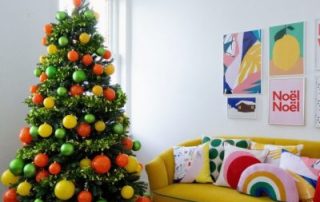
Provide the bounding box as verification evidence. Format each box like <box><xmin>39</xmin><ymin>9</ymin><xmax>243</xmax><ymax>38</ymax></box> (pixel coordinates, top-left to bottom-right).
<box><xmin>269</xmin><ymin>78</ymin><xmax>305</xmax><ymax>125</ymax></box>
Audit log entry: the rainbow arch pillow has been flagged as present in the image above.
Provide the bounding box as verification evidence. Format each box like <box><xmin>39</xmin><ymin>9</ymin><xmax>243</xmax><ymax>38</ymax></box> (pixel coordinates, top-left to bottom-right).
<box><xmin>237</xmin><ymin>163</ymin><xmax>299</xmax><ymax>202</ymax></box>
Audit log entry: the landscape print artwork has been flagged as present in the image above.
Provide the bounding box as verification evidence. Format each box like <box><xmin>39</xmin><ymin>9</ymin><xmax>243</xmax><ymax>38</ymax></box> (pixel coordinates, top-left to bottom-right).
<box><xmin>269</xmin><ymin>78</ymin><xmax>304</xmax><ymax>125</ymax></box>
<box><xmin>227</xmin><ymin>97</ymin><xmax>257</xmax><ymax>119</ymax></box>
<box><xmin>316</xmin><ymin>20</ymin><xmax>320</xmax><ymax>70</ymax></box>
<box><xmin>270</xmin><ymin>22</ymin><xmax>304</xmax><ymax>76</ymax></box>
<box><xmin>223</xmin><ymin>29</ymin><xmax>262</xmax><ymax>94</ymax></box>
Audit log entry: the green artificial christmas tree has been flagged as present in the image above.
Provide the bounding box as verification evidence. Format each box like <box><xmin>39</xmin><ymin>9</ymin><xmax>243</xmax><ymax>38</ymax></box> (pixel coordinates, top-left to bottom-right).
<box><xmin>1</xmin><ymin>0</ymin><xmax>151</xmax><ymax>201</ymax></box>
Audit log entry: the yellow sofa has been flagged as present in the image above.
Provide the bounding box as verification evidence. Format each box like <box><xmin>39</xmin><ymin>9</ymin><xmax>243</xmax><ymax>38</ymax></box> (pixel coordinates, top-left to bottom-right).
<box><xmin>146</xmin><ymin>136</ymin><xmax>320</xmax><ymax>202</ymax></box>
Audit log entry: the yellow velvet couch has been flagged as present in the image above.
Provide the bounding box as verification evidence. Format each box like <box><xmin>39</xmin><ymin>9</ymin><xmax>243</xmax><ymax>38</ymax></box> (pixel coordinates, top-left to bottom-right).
<box><xmin>146</xmin><ymin>136</ymin><xmax>320</xmax><ymax>202</ymax></box>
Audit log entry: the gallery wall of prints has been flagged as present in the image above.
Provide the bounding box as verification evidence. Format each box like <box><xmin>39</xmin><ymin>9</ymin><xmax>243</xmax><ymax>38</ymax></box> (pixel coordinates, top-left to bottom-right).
<box><xmin>224</xmin><ymin>20</ymin><xmax>320</xmax><ymax>128</ymax></box>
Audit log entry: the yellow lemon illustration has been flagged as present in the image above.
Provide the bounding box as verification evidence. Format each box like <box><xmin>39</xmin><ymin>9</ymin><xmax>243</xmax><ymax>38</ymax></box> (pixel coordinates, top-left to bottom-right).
<box><xmin>272</xmin><ymin>34</ymin><xmax>300</xmax><ymax>71</ymax></box>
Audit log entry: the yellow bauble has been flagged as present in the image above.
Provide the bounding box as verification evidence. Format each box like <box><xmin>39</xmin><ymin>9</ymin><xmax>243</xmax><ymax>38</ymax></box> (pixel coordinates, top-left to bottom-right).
<box><xmin>38</xmin><ymin>123</ymin><xmax>53</xmax><ymax>138</ymax></box>
<box><xmin>125</xmin><ymin>156</ymin><xmax>138</xmax><ymax>173</ymax></box>
<box><xmin>47</xmin><ymin>44</ymin><xmax>58</xmax><ymax>54</ymax></box>
<box><xmin>272</xmin><ymin>34</ymin><xmax>300</xmax><ymax>71</ymax></box>
<box><xmin>92</xmin><ymin>85</ymin><xmax>103</xmax><ymax>96</ymax></box>
<box><xmin>54</xmin><ymin>179</ymin><xmax>75</xmax><ymax>200</ymax></box>
<box><xmin>80</xmin><ymin>158</ymin><xmax>92</xmax><ymax>169</ymax></box>
<box><xmin>63</xmin><ymin>115</ymin><xmax>78</xmax><ymax>129</ymax></box>
<box><xmin>39</xmin><ymin>55</ymin><xmax>47</xmax><ymax>64</ymax></box>
<box><xmin>1</xmin><ymin>169</ymin><xmax>19</xmax><ymax>187</ymax></box>
<box><xmin>136</xmin><ymin>163</ymin><xmax>143</xmax><ymax>173</ymax></box>
<box><xmin>105</xmin><ymin>64</ymin><xmax>115</xmax><ymax>76</ymax></box>
<box><xmin>43</xmin><ymin>97</ymin><xmax>55</xmax><ymax>109</ymax></box>
<box><xmin>17</xmin><ymin>181</ymin><xmax>32</xmax><ymax>196</ymax></box>
<box><xmin>121</xmin><ymin>185</ymin><xmax>134</xmax><ymax>199</ymax></box>
<box><xmin>79</xmin><ymin>33</ymin><xmax>91</xmax><ymax>44</ymax></box>
<box><xmin>94</xmin><ymin>121</ymin><xmax>106</xmax><ymax>132</ymax></box>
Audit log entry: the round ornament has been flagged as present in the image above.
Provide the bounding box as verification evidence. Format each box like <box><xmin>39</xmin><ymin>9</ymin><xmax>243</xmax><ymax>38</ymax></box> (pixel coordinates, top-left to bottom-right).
<box><xmin>73</xmin><ymin>70</ymin><xmax>87</xmax><ymax>83</ymax></box>
<box><xmin>34</xmin><ymin>199</ymin><xmax>44</xmax><ymax>202</ymax></box>
<box><xmin>77</xmin><ymin>123</ymin><xmax>91</xmax><ymax>138</ymax></box>
<box><xmin>58</xmin><ymin>36</ymin><xmax>69</xmax><ymax>47</ymax></box>
<box><xmin>38</xmin><ymin>123</ymin><xmax>53</xmax><ymax>138</ymax></box>
<box><xmin>132</xmin><ymin>140</ymin><xmax>142</xmax><ymax>151</ymax></box>
<box><xmin>39</xmin><ymin>55</ymin><xmax>46</xmax><ymax>64</ymax></box>
<box><xmin>94</xmin><ymin>121</ymin><xmax>106</xmax><ymax>132</ymax></box>
<box><xmin>34</xmin><ymin>153</ymin><xmax>49</xmax><ymax>167</ymax></box>
<box><xmin>103</xmin><ymin>88</ymin><xmax>116</xmax><ymax>101</ymax></box>
<box><xmin>70</xmin><ymin>84</ymin><xmax>84</xmax><ymax>96</ymax></box>
<box><xmin>122</xmin><ymin>137</ymin><xmax>133</xmax><ymax>150</ymax></box>
<box><xmin>92</xmin><ymin>85</ymin><xmax>103</xmax><ymax>96</ymax></box>
<box><xmin>47</xmin><ymin>44</ymin><xmax>58</xmax><ymax>54</ymax></box>
<box><xmin>55</xmin><ymin>128</ymin><xmax>66</xmax><ymax>139</ymax></box>
<box><xmin>84</xmin><ymin>114</ymin><xmax>95</xmax><ymax>123</ymax></box>
<box><xmin>136</xmin><ymin>196</ymin><xmax>152</xmax><ymax>202</ymax></box>
<box><xmin>35</xmin><ymin>170</ymin><xmax>49</xmax><ymax>182</ymax></box>
<box><xmin>39</xmin><ymin>73</ymin><xmax>48</xmax><ymax>82</ymax></box>
<box><xmin>17</xmin><ymin>181</ymin><xmax>32</xmax><ymax>196</ymax></box>
<box><xmin>34</xmin><ymin>68</ymin><xmax>41</xmax><ymax>77</ymax></box>
<box><xmin>19</xmin><ymin>127</ymin><xmax>32</xmax><ymax>144</ymax></box>
<box><xmin>29</xmin><ymin>126</ymin><xmax>38</xmax><ymax>138</ymax></box>
<box><xmin>57</xmin><ymin>87</ymin><xmax>68</xmax><ymax>96</ymax></box>
<box><xmin>68</xmin><ymin>50</ymin><xmax>79</xmax><ymax>62</ymax></box>
<box><xmin>61</xmin><ymin>143</ymin><xmax>74</xmax><ymax>156</ymax></box>
<box><xmin>96</xmin><ymin>47</ymin><xmax>105</xmax><ymax>56</ymax></box>
<box><xmin>23</xmin><ymin>163</ymin><xmax>36</xmax><ymax>178</ymax></box>
<box><xmin>43</xmin><ymin>24</ymin><xmax>53</xmax><ymax>35</ymax></box>
<box><xmin>93</xmin><ymin>64</ymin><xmax>104</xmax><ymax>75</ymax></box>
<box><xmin>49</xmin><ymin>162</ymin><xmax>61</xmax><ymax>175</ymax></box>
<box><xmin>54</xmin><ymin>179</ymin><xmax>75</xmax><ymax>200</ymax></box>
<box><xmin>115</xmin><ymin>153</ymin><xmax>129</xmax><ymax>168</ymax></box>
<box><xmin>42</xmin><ymin>36</ymin><xmax>47</xmax><ymax>46</ymax></box>
<box><xmin>77</xmin><ymin>190</ymin><xmax>92</xmax><ymax>202</ymax></box>
<box><xmin>32</xmin><ymin>93</ymin><xmax>44</xmax><ymax>105</ymax></box>
<box><xmin>73</xmin><ymin>0</ymin><xmax>82</xmax><ymax>7</ymax></box>
<box><xmin>43</xmin><ymin>97</ymin><xmax>55</xmax><ymax>109</ymax></box>
<box><xmin>1</xmin><ymin>170</ymin><xmax>19</xmax><ymax>187</ymax></box>
<box><xmin>3</xmin><ymin>188</ymin><xmax>18</xmax><ymax>202</ymax></box>
<box><xmin>63</xmin><ymin>115</ymin><xmax>78</xmax><ymax>129</ymax></box>
<box><xmin>79</xmin><ymin>33</ymin><xmax>91</xmax><ymax>44</ymax></box>
<box><xmin>103</xmin><ymin>50</ymin><xmax>112</xmax><ymax>60</ymax></box>
<box><xmin>113</xmin><ymin>123</ymin><xmax>124</xmax><ymax>134</ymax></box>
<box><xmin>56</xmin><ymin>11</ymin><xmax>67</xmax><ymax>21</ymax></box>
<box><xmin>121</xmin><ymin>185</ymin><xmax>134</xmax><ymax>199</ymax></box>
<box><xmin>45</xmin><ymin>66</ymin><xmax>57</xmax><ymax>78</ymax></box>
<box><xmin>105</xmin><ymin>64</ymin><xmax>115</xmax><ymax>75</ymax></box>
<box><xmin>80</xmin><ymin>158</ymin><xmax>91</xmax><ymax>169</ymax></box>
<box><xmin>9</xmin><ymin>159</ymin><xmax>24</xmax><ymax>175</ymax></box>
<box><xmin>91</xmin><ymin>155</ymin><xmax>111</xmax><ymax>174</ymax></box>
<box><xmin>29</xmin><ymin>85</ymin><xmax>38</xmax><ymax>94</ymax></box>
<box><xmin>125</xmin><ymin>156</ymin><xmax>138</xmax><ymax>173</ymax></box>
<box><xmin>82</xmin><ymin>54</ymin><xmax>93</xmax><ymax>66</ymax></box>
<box><xmin>84</xmin><ymin>10</ymin><xmax>95</xmax><ymax>20</ymax></box>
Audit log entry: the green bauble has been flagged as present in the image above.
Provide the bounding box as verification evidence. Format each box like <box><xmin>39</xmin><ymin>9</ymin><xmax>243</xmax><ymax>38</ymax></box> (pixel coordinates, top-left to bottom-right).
<box><xmin>56</xmin><ymin>11</ymin><xmax>67</xmax><ymax>21</ymax></box>
<box><xmin>60</xmin><ymin>143</ymin><xmax>74</xmax><ymax>156</ymax></box>
<box><xmin>9</xmin><ymin>159</ymin><xmax>24</xmax><ymax>175</ymax></box>
<box><xmin>113</xmin><ymin>123</ymin><xmax>124</xmax><ymax>134</ymax></box>
<box><xmin>34</xmin><ymin>199</ymin><xmax>44</xmax><ymax>202</ymax></box>
<box><xmin>58</xmin><ymin>36</ymin><xmax>69</xmax><ymax>47</ymax></box>
<box><xmin>84</xmin><ymin>10</ymin><xmax>95</xmax><ymax>20</ymax></box>
<box><xmin>34</xmin><ymin>68</ymin><xmax>41</xmax><ymax>77</ymax></box>
<box><xmin>57</xmin><ymin>87</ymin><xmax>68</xmax><ymax>96</ymax></box>
<box><xmin>72</xmin><ymin>70</ymin><xmax>87</xmax><ymax>83</ymax></box>
<box><xmin>29</xmin><ymin>126</ymin><xmax>39</xmax><ymax>138</ymax></box>
<box><xmin>84</xmin><ymin>114</ymin><xmax>96</xmax><ymax>123</ymax></box>
<box><xmin>45</xmin><ymin>66</ymin><xmax>57</xmax><ymax>78</ymax></box>
<box><xmin>55</xmin><ymin>128</ymin><xmax>66</xmax><ymax>139</ymax></box>
<box><xmin>96</xmin><ymin>199</ymin><xmax>108</xmax><ymax>202</ymax></box>
<box><xmin>132</xmin><ymin>140</ymin><xmax>142</xmax><ymax>151</ymax></box>
<box><xmin>23</xmin><ymin>163</ymin><xmax>36</xmax><ymax>178</ymax></box>
<box><xmin>96</xmin><ymin>47</ymin><xmax>105</xmax><ymax>56</ymax></box>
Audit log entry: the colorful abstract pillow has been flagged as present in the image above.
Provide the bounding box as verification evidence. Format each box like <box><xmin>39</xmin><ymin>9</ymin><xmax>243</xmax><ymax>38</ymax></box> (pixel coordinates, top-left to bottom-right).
<box><xmin>202</xmin><ymin>136</ymin><xmax>250</xmax><ymax>181</ymax></box>
<box><xmin>237</xmin><ymin>163</ymin><xmax>299</xmax><ymax>202</ymax></box>
<box><xmin>215</xmin><ymin>143</ymin><xmax>268</xmax><ymax>189</ymax></box>
<box><xmin>250</xmin><ymin>141</ymin><xmax>303</xmax><ymax>165</ymax></box>
<box><xmin>173</xmin><ymin>143</ymin><xmax>213</xmax><ymax>183</ymax></box>
<box><xmin>280</xmin><ymin>150</ymin><xmax>320</xmax><ymax>201</ymax></box>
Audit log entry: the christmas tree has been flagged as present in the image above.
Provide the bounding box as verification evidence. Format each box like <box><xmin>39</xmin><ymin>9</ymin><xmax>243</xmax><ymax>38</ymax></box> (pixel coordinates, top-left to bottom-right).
<box><xmin>1</xmin><ymin>0</ymin><xmax>151</xmax><ymax>201</ymax></box>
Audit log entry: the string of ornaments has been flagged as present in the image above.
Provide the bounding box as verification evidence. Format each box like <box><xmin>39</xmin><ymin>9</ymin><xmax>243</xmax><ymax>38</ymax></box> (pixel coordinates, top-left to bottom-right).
<box><xmin>1</xmin><ymin>0</ymin><xmax>151</xmax><ymax>201</ymax></box>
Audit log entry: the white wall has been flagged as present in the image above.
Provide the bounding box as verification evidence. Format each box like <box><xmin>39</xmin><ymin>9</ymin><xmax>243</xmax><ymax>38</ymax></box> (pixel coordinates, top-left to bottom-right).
<box><xmin>130</xmin><ymin>0</ymin><xmax>320</xmax><ymax>166</ymax></box>
<box><xmin>0</xmin><ymin>0</ymin><xmax>56</xmax><ymax>193</ymax></box>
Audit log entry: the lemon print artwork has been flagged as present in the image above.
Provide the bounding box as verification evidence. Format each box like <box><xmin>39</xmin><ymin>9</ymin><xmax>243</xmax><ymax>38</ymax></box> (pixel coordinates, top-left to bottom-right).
<box><xmin>270</xmin><ymin>22</ymin><xmax>304</xmax><ymax>76</ymax></box>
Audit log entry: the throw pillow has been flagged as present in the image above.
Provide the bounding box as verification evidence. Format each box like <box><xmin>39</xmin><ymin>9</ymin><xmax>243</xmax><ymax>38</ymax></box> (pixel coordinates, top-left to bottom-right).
<box><xmin>237</xmin><ymin>163</ymin><xmax>299</xmax><ymax>202</ymax></box>
<box><xmin>250</xmin><ymin>141</ymin><xmax>303</xmax><ymax>165</ymax></box>
<box><xmin>215</xmin><ymin>143</ymin><xmax>268</xmax><ymax>189</ymax></box>
<box><xmin>173</xmin><ymin>143</ymin><xmax>213</xmax><ymax>183</ymax></box>
<box><xmin>202</xmin><ymin>136</ymin><xmax>250</xmax><ymax>181</ymax></box>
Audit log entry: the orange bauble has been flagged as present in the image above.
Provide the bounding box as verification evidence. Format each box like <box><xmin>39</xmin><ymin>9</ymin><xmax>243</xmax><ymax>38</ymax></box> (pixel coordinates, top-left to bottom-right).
<box><xmin>32</xmin><ymin>93</ymin><xmax>44</xmax><ymax>105</ymax></box>
<box><xmin>103</xmin><ymin>50</ymin><xmax>112</xmax><ymax>60</ymax></box>
<box><xmin>39</xmin><ymin>73</ymin><xmax>48</xmax><ymax>83</ymax></box>
<box><xmin>115</xmin><ymin>153</ymin><xmax>129</xmax><ymax>168</ymax></box>
<box><xmin>136</xmin><ymin>196</ymin><xmax>152</xmax><ymax>202</ymax></box>
<box><xmin>70</xmin><ymin>85</ymin><xmax>84</xmax><ymax>96</ymax></box>
<box><xmin>91</xmin><ymin>155</ymin><xmax>111</xmax><ymax>174</ymax></box>
<box><xmin>77</xmin><ymin>123</ymin><xmax>91</xmax><ymax>138</ymax></box>
<box><xmin>73</xmin><ymin>0</ymin><xmax>82</xmax><ymax>7</ymax></box>
<box><xmin>36</xmin><ymin>170</ymin><xmax>49</xmax><ymax>182</ymax></box>
<box><xmin>29</xmin><ymin>85</ymin><xmax>38</xmax><ymax>94</ymax></box>
<box><xmin>77</xmin><ymin>190</ymin><xmax>92</xmax><ymax>202</ymax></box>
<box><xmin>68</xmin><ymin>50</ymin><xmax>79</xmax><ymax>62</ymax></box>
<box><xmin>42</xmin><ymin>37</ymin><xmax>47</xmax><ymax>46</ymax></box>
<box><xmin>34</xmin><ymin>153</ymin><xmax>49</xmax><ymax>167</ymax></box>
<box><xmin>122</xmin><ymin>137</ymin><xmax>133</xmax><ymax>150</ymax></box>
<box><xmin>103</xmin><ymin>88</ymin><xmax>116</xmax><ymax>101</ymax></box>
<box><xmin>49</xmin><ymin>162</ymin><xmax>61</xmax><ymax>175</ymax></box>
<box><xmin>19</xmin><ymin>127</ymin><xmax>32</xmax><ymax>144</ymax></box>
<box><xmin>82</xmin><ymin>54</ymin><xmax>93</xmax><ymax>66</ymax></box>
<box><xmin>44</xmin><ymin>24</ymin><xmax>53</xmax><ymax>35</ymax></box>
<box><xmin>3</xmin><ymin>188</ymin><xmax>18</xmax><ymax>202</ymax></box>
<box><xmin>93</xmin><ymin>64</ymin><xmax>104</xmax><ymax>75</ymax></box>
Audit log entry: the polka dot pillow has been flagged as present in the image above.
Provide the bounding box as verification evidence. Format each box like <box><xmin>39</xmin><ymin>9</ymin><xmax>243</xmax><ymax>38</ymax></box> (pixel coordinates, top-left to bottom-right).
<box><xmin>202</xmin><ymin>136</ymin><xmax>250</xmax><ymax>181</ymax></box>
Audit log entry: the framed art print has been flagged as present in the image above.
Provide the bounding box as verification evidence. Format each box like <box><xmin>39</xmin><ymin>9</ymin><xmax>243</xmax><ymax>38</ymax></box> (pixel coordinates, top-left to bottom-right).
<box><xmin>227</xmin><ymin>97</ymin><xmax>257</xmax><ymax>119</ymax></box>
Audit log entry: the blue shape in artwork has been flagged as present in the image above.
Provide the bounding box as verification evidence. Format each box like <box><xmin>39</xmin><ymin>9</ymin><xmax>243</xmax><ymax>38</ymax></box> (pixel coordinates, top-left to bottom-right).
<box><xmin>245</xmin><ymin>80</ymin><xmax>261</xmax><ymax>94</ymax></box>
<box><xmin>241</xmin><ymin>30</ymin><xmax>259</xmax><ymax>60</ymax></box>
<box><xmin>228</xmin><ymin>97</ymin><xmax>256</xmax><ymax>109</ymax></box>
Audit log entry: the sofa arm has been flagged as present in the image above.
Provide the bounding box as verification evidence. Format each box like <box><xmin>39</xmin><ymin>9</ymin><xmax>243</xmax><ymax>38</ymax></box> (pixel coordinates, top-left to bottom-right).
<box><xmin>146</xmin><ymin>156</ymin><xmax>169</xmax><ymax>191</ymax></box>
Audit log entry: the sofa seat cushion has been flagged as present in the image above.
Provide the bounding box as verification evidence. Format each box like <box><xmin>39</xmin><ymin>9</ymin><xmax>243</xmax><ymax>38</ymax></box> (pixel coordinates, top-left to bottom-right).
<box><xmin>153</xmin><ymin>183</ymin><xmax>273</xmax><ymax>202</ymax></box>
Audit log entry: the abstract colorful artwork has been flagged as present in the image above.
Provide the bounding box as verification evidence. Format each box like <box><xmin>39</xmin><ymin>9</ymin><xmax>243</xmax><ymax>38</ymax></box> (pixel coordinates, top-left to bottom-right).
<box><xmin>223</xmin><ymin>30</ymin><xmax>262</xmax><ymax>94</ymax></box>
<box><xmin>269</xmin><ymin>22</ymin><xmax>304</xmax><ymax>76</ymax></box>
<box><xmin>316</xmin><ymin>20</ymin><xmax>320</xmax><ymax>70</ymax></box>
<box><xmin>316</xmin><ymin>77</ymin><xmax>320</xmax><ymax>128</ymax></box>
<box><xmin>227</xmin><ymin>97</ymin><xmax>257</xmax><ymax>119</ymax></box>
<box><xmin>269</xmin><ymin>78</ymin><xmax>304</xmax><ymax>125</ymax></box>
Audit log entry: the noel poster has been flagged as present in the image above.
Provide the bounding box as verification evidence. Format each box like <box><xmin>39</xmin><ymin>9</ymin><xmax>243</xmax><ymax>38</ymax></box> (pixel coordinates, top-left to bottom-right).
<box><xmin>269</xmin><ymin>78</ymin><xmax>304</xmax><ymax>125</ymax></box>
